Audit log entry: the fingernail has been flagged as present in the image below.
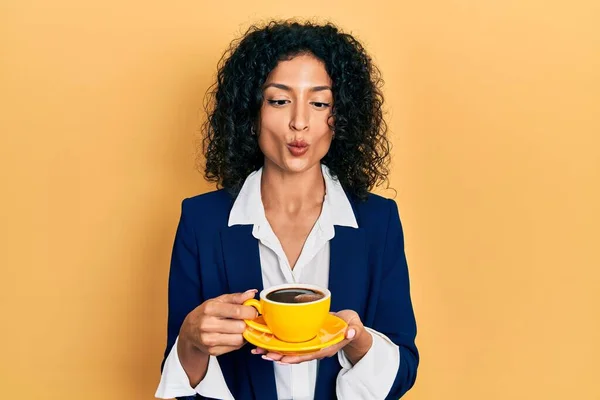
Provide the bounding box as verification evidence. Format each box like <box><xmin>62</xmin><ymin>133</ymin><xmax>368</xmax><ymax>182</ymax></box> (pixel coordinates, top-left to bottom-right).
<box><xmin>245</xmin><ymin>289</ymin><xmax>258</xmax><ymax>295</ymax></box>
<box><xmin>347</xmin><ymin>328</ymin><xmax>356</xmax><ymax>339</ymax></box>
<box><xmin>251</xmin><ymin>349</ymin><xmax>257</xmax><ymax>354</ymax></box>
<box><xmin>262</xmin><ymin>355</ymin><xmax>274</xmax><ymax>362</ymax></box>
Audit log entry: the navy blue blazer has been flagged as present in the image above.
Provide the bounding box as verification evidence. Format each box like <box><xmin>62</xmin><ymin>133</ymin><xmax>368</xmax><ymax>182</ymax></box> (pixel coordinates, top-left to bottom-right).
<box><xmin>161</xmin><ymin>189</ymin><xmax>419</xmax><ymax>399</ymax></box>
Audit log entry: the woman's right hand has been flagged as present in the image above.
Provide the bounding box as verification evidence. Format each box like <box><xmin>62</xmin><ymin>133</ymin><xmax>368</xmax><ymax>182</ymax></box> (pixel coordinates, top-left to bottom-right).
<box><xmin>179</xmin><ymin>289</ymin><xmax>259</xmax><ymax>357</ymax></box>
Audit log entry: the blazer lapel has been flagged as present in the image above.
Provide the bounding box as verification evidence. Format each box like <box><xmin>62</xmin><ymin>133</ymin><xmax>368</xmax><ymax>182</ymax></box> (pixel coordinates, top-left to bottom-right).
<box><xmin>315</xmin><ymin>225</ymin><xmax>369</xmax><ymax>399</ymax></box>
<box><xmin>221</xmin><ymin>225</ymin><xmax>264</xmax><ymax>294</ymax></box>
<box><xmin>220</xmin><ymin>225</ymin><xmax>277</xmax><ymax>400</ymax></box>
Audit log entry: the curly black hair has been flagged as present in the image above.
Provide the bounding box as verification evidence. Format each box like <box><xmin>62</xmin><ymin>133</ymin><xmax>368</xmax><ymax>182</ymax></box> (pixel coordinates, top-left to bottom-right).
<box><xmin>200</xmin><ymin>20</ymin><xmax>391</xmax><ymax>200</ymax></box>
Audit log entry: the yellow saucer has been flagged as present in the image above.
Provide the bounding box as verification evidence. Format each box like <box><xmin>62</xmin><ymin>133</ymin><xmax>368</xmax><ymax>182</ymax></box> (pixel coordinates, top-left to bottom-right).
<box><xmin>243</xmin><ymin>314</ymin><xmax>348</xmax><ymax>355</ymax></box>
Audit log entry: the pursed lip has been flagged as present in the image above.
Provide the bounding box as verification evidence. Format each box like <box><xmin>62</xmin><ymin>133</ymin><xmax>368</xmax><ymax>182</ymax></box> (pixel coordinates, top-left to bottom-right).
<box><xmin>287</xmin><ymin>140</ymin><xmax>309</xmax><ymax>148</ymax></box>
<box><xmin>287</xmin><ymin>140</ymin><xmax>309</xmax><ymax>156</ymax></box>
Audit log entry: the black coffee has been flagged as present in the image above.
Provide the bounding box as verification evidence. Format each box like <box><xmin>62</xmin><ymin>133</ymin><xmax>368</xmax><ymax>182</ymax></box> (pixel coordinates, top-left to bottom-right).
<box><xmin>266</xmin><ymin>288</ymin><xmax>325</xmax><ymax>304</ymax></box>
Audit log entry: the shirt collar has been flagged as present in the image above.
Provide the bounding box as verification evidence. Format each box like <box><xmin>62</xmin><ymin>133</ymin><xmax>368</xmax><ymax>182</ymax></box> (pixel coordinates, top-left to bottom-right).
<box><xmin>227</xmin><ymin>164</ymin><xmax>358</xmax><ymax>229</ymax></box>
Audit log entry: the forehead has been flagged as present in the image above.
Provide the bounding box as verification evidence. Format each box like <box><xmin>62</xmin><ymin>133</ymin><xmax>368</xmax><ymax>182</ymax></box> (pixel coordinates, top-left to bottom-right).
<box><xmin>265</xmin><ymin>54</ymin><xmax>332</xmax><ymax>86</ymax></box>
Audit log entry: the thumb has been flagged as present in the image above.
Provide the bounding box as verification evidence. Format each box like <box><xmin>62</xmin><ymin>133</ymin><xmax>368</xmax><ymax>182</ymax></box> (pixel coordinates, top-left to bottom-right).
<box><xmin>217</xmin><ymin>289</ymin><xmax>258</xmax><ymax>304</ymax></box>
<box><xmin>345</xmin><ymin>326</ymin><xmax>358</xmax><ymax>340</ymax></box>
<box><xmin>340</xmin><ymin>316</ymin><xmax>362</xmax><ymax>341</ymax></box>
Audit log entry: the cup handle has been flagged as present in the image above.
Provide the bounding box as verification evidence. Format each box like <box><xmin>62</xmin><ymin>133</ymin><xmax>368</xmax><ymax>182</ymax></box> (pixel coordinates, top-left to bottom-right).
<box><xmin>242</xmin><ymin>299</ymin><xmax>273</xmax><ymax>334</ymax></box>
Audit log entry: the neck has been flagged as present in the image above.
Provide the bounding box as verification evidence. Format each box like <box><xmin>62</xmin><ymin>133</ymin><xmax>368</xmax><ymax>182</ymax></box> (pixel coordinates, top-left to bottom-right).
<box><xmin>261</xmin><ymin>161</ymin><xmax>325</xmax><ymax>214</ymax></box>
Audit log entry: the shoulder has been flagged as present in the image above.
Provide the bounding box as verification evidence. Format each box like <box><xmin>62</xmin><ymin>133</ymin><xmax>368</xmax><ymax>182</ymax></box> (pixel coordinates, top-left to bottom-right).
<box><xmin>351</xmin><ymin>193</ymin><xmax>406</xmax><ymax>252</ymax></box>
<box><xmin>182</xmin><ymin>188</ymin><xmax>233</xmax><ymax>210</ymax></box>
<box><xmin>352</xmin><ymin>192</ymin><xmax>399</xmax><ymax>226</ymax></box>
<box><xmin>180</xmin><ymin>189</ymin><xmax>234</xmax><ymax>231</ymax></box>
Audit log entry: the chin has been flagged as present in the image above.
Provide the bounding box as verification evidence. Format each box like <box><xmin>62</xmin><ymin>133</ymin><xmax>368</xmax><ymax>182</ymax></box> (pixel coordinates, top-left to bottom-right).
<box><xmin>283</xmin><ymin>163</ymin><xmax>310</xmax><ymax>174</ymax></box>
<box><xmin>279</xmin><ymin>157</ymin><xmax>317</xmax><ymax>174</ymax></box>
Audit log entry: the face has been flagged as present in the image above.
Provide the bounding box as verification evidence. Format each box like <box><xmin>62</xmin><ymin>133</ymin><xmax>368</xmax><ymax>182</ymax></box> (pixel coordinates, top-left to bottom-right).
<box><xmin>257</xmin><ymin>53</ymin><xmax>334</xmax><ymax>174</ymax></box>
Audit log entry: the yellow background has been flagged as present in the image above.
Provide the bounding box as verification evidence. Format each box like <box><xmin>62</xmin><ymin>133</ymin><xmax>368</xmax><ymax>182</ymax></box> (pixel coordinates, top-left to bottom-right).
<box><xmin>1</xmin><ymin>0</ymin><xmax>599</xmax><ymax>399</ymax></box>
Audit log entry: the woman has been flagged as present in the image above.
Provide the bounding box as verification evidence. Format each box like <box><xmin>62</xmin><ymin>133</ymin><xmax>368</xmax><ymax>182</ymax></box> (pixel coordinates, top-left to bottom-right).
<box><xmin>156</xmin><ymin>20</ymin><xmax>418</xmax><ymax>400</ymax></box>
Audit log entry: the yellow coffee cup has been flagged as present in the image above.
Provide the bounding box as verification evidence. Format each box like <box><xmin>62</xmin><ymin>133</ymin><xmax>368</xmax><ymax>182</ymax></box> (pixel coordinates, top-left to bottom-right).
<box><xmin>243</xmin><ymin>283</ymin><xmax>331</xmax><ymax>343</ymax></box>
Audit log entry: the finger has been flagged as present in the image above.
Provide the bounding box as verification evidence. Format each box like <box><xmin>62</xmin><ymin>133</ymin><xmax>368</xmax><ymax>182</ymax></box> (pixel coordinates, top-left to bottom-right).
<box><xmin>277</xmin><ymin>349</ymin><xmax>336</xmax><ymax>364</ymax></box>
<box><xmin>263</xmin><ymin>352</ymin><xmax>285</xmax><ymax>361</ymax></box>
<box><xmin>261</xmin><ymin>344</ymin><xmax>339</xmax><ymax>364</ymax></box>
<box><xmin>269</xmin><ymin>351</ymin><xmax>321</xmax><ymax>364</ymax></box>
<box><xmin>203</xmin><ymin>333</ymin><xmax>246</xmax><ymax>348</ymax></box>
<box><xmin>201</xmin><ymin>317</ymin><xmax>247</xmax><ymax>334</ymax></box>
<box><xmin>206</xmin><ymin>302</ymin><xmax>258</xmax><ymax>320</ymax></box>
<box><xmin>277</xmin><ymin>341</ymin><xmax>349</xmax><ymax>364</ymax></box>
<box><xmin>276</xmin><ymin>353</ymin><xmax>318</xmax><ymax>364</ymax></box>
<box><xmin>216</xmin><ymin>289</ymin><xmax>258</xmax><ymax>305</ymax></box>
<box><xmin>260</xmin><ymin>352</ymin><xmax>316</xmax><ymax>363</ymax></box>
<box><xmin>208</xmin><ymin>344</ymin><xmax>245</xmax><ymax>357</ymax></box>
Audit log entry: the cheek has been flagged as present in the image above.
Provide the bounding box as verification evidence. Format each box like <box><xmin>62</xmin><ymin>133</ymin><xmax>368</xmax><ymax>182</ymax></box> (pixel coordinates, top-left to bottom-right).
<box><xmin>257</xmin><ymin>131</ymin><xmax>277</xmax><ymax>156</ymax></box>
<box><xmin>257</xmin><ymin>109</ymin><xmax>282</xmax><ymax>148</ymax></box>
<box><xmin>317</xmin><ymin>134</ymin><xmax>333</xmax><ymax>153</ymax></box>
<box><xmin>256</xmin><ymin>127</ymin><xmax>286</xmax><ymax>162</ymax></box>
<box><xmin>259</xmin><ymin>105</ymin><xmax>288</xmax><ymax>129</ymax></box>
<box><xmin>314</xmin><ymin>127</ymin><xmax>334</xmax><ymax>155</ymax></box>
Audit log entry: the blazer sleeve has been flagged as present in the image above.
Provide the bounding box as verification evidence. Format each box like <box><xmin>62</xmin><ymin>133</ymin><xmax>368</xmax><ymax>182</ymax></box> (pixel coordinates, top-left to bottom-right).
<box><xmin>377</xmin><ymin>199</ymin><xmax>420</xmax><ymax>398</ymax></box>
<box><xmin>161</xmin><ymin>199</ymin><xmax>203</xmax><ymax>400</ymax></box>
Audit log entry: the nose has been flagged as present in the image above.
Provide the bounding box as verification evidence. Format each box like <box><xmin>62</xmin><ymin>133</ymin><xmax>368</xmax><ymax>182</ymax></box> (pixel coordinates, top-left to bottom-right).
<box><xmin>289</xmin><ymin>101</ymin><xmax>309</xmax><ymax>131</ymax></box>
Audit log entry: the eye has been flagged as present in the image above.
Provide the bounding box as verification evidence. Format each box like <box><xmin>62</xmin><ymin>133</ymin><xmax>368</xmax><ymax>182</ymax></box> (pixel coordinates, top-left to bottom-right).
<box><xmin>266</xmin><ymin>99</ymin><xmax>290</xmax><ymax>107</ymax></box>
<box><xmin>311</xmin><ymin>102</ymin><xmax>331</xmax><ymax>109</ymax></box>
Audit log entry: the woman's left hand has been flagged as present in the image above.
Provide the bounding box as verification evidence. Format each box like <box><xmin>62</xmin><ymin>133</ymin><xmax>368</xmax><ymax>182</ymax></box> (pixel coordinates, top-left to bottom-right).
<box><xmin>251</xmin><ymin>310</ymin><xmax>373</xmax><ymax>365</ymax></box>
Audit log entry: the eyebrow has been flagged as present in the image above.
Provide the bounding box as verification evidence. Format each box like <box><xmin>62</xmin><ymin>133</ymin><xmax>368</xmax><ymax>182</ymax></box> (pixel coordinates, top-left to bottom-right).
<box><xmin>263</xmin><ymin>83</ymin><xmax>332</xmax><ymax>92</ymax></box>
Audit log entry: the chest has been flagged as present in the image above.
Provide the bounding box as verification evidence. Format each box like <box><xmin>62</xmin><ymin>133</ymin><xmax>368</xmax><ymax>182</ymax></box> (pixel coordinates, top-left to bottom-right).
<box><xmin>265</xmin><ymin>208</ymin><xmax>321</xmax><ymax>270</ymax></box>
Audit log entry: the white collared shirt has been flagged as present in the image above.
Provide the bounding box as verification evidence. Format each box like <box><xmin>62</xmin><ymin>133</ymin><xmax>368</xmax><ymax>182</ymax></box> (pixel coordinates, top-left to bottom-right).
<box><xmin>156</xmin><ymin>164</ymin><xmax>400</xmax><ymax>399</ymax></box>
